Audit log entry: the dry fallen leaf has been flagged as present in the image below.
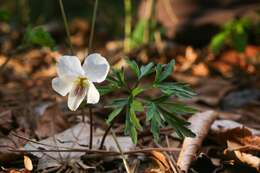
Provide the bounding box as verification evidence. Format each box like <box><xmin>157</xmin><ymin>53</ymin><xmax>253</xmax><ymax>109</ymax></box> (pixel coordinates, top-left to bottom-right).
<box><xmin>25</xmin><ymin>122</ymin><xmax>134</xmax><ymax>170</ymax></box>
<box><xmin>210</xmin><ymin>120</ymin><xmax>260</xmax><ymax>171</ymax></box>
<box><xmin>150</xmin><ymin>151</ymin><xmax>171</xmax><ymax>172</ymax></box>
<box><xmin>177</xmin><ymin>46</ymin><xmax>198</xmax><ymax>72</ymax></box>
<box><xmin>226</xmin><ymin>140</ymin><xmax>260</xmax><ymax>171</ymax></box>
<box><xmin>0</xmin><ymin>108</ymin><xmax>13</xmax><ymax>132</ymax></box>
<box><xmin>35</xmin><ymin>104</ymin><xmax>70</xmax><ymax>139</ymax></box>
<box><xmin>24</xmin><ymin>156</ymin><xmax>33</xmax><ymax>171</ymax></box>
<box><xmin>192</xmin><ymin>78</ymin><xmax>234</xmax><ymax>106</ymax></box>
<box><xmin>192</xmin><ymin>63</ymin><xmax>209</xmax><ymax>77</ymax></box>
<box><xmin>0</xmin><ymin>128</ymin><xmax>29</xmax><ymax>162</ymax></box>
<box><xmin>210</xmin><ymin>120</ymin><xmax>260</xmax><ymax>137</ymax></box>
<box><xmin>177</xmin><ymin>110</ymin><xmax>218</xmax><ymax>173</ymax></box>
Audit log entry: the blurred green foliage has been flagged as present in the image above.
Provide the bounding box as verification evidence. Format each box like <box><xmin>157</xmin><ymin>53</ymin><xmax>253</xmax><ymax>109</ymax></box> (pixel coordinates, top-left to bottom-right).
<box><xmin>130</xmin><ymin>18</ymin><xmax>157</xmax><ymax>49</ymax></box>
<box><xmin>0</xmin><ymin>9</ymin><xmax>10</xmax><ymax>22</ymax></box>
<box><xmin>210</xmin><ymin>18</ymin><xmax>252</xmax><ymax>54</ymax></box>
<box><xmin>22</xmin><ymin>26</ymin><xmax>56</xmax><ymax>49</ymax></box>
<box><xmin>1</xmin><ymin>0</ymin><xmax>126</xmax><ymax>35</ymax></box>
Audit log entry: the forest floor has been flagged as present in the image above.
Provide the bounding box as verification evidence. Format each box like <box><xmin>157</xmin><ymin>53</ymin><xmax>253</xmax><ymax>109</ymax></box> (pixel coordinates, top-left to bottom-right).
<box><xmin>0</xmin><ymin>18</ymin><xmax>260</xmax><ymax>173</ymax></box>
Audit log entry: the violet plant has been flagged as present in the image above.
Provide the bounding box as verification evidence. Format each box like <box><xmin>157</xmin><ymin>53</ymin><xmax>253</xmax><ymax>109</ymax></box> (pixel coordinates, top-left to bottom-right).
<box><xmin>99</xmin><ymin>59</ymin><xmax>197</xmax><ymax>144</ymax></box>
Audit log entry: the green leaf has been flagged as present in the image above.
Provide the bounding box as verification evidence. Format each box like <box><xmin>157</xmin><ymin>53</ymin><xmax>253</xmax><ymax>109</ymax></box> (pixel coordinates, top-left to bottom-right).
<box><xmin>97</xmin><ymin>85</ymin><xmax>117</xmax><ymax>95</ymax></box>
<box><xmin>132</xmin><ymin>87</ymin><xmax>144</xmax><ymax>97</ymax></box>
<box><xmin>155</xmin><ymin>82</ymin><xmax>196</xmax><ymax>98</ymax></box>
<box><xmin>130</xmin><ymin>125</ymin><xmax>138</xmax><ymax>144</ymax></box>
<box><xmin>111</xmin><ymin>68</ymin><xmax>126</xmax><ymax>87</ymax></box>
<box><xmin>139</xmin><ymin>62</ymin><xmax>154</xmax><ymax>80</ymax></box>
<box><xmin>129</xmin><ymin>106</ymin><xmax>142</xmax><ymax>130</ymax></box>
<box><xmin>158</xmin><ymin>59</ymin><xmax>175</xmax><ymax>82</ymax></box>
<box><xmin>131</xmin><ymin>99</ymin><xmax>144</xmax><ymax>112</ymax></box>
<box><xmin>106</xmin><ymin>107</ymin><xmax>124</xmax><ymax>124</ymax></box>
<box><xmin>151</xmin><ymin>117</ymin><xmax>160</xmax><ymax>141</ymax></box>
<box><xmin>23</xmin><ymin>26</ymin><xmax>55</xmax><ymax>49</ymax></box>
<box><xmin>126</xmin><ymin>59</ymin><xmax>140</xmax><ymax>77</ymax></box>
<box><xmin>160</xmin><ymin>108</ymin><xmax>195</xmax><ymax>138</ymax></box>
<box><xmin>152</xmin><ymin>95</ymin><xmax>171</xmax><ymax>103</ymax></box>
<box><xmin>232</xmin><ymin>28</ymin><xmax>247</xmax><ymax>52</ymax></box>
<box><xmin>125</xmin><ymin>110</ymin><xmax>138</xmax><ymax>144</ymax></box>
<box><xmin>106</xmin><ymin>75</ymin><xmax>123</xmax><ymax>88</ymax></box>
<box><xmin>210</xmin><ymin>32</ymin><xmax>228</xmax><ymax>54</ymax></box>
<box><xmin>146</xmin><ymin>102</ymin><xmax>164</xmax><ymax>141</ymax></box>
<box><xmin>106</xmin><ymin>98</ymin><xmax>129</xmax><ymax>108</ymax></box>
<box><xmin>146</xmin><ymin>102</ymin><xmax>157</xmax><ymax>121</ymax></box>
<box><xmin>154</xmin><ymin>64</ymin><xmax>163</xmax><ymax>83</ymax></box>
<box><xmin>159</xmin><ymin>102</ymin><xmax>197</xmax><ymax>115</ymax></box>
<box><xmin>159</xmin><ymin>106</ymin><xmax>190</xmax><ymax>126</ymax></box>
<box><xmin>124</xmin><ymin>113</ymin><xmax>131</xmax><ymax>135</ymax></box>
<box><xmin>130</xmin><ymin>19</ymin><xmax>149</xmax><ymax>49</ymax></box>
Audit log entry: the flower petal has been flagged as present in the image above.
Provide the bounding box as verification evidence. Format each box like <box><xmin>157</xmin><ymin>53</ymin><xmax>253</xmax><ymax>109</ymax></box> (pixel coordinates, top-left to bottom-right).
<box><xmin>68</xmin><ymin>84</ymin><xmax>88</xmax><ymax>111</ymax></box>
<box><xmin>86</xmin><ymin>82</ymin><xmax>100</xmax><ymax>104</ymax></box>
<box><xmin>83</xmin><ymin>53</ymin><xmax>110</xmax><ymax>83</ymax></box>
<box><xmin>57</xmin><ymin>55</ymin><xmax>84</xmax><ymax>78</ymax></box>
<box><xmin>52</xmin><ymin>77</ymin><xmax>73</xmax><ymax>96</ymax></box>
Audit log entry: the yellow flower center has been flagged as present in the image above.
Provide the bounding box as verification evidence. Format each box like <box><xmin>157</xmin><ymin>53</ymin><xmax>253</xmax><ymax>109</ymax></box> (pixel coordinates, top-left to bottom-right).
<box><xmin>75</xmin><ymin>77</ymin><xmax>88</xmax><ymax>87</ymax></box>
<box><xmin>73</xmin><ymin>77</ymin><xmax>89</xmax><ymax>97</ymax></box>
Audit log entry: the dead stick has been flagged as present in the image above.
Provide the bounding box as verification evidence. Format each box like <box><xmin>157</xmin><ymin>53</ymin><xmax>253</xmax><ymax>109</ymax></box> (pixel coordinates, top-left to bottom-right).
<box><xmin>10</xmin><ymin>147</ymin><xmax>180</xmax><ymax>155</ymax></box>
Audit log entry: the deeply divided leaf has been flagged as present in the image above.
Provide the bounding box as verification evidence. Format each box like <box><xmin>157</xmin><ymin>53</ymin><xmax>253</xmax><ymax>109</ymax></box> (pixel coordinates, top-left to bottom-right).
<box><xmin>139</xmin><ymin>62</ymin><xmax>154</xmax><ymax>80</ymax></box>
<box><xmin>126</xmin><ymin>59</ymin><xmax>140</xmax><ymax>77</ymax></box>
<box><xmin>158</xmin><ymin>59</ymin><xmax>175</xmax><ymax>82</ymax></box>
<box><xmin>132</xmin><ymin>87</ymin><xmax>144</xmax><ymax>97</ymax></box>
<box><xmin>155</xmin><ymin>82</ymin><xmax>196</xmax><ymax>98</ymax></box>
<box><xmin>106</xmin><ymin>98</ymin><xmax>129</xmax><ymax>108</ymax></box>
<box><xmin>106</xmin><ymin>107</ymin><xmax>124</xmax><ymax>124</ymax></box>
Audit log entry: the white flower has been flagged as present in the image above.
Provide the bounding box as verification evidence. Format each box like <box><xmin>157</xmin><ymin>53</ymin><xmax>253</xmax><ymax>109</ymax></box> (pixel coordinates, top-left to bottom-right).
<box><xmin>52</xmin><ymin>53</ymin><xmax>110</xmax><ymax>111</ymax></box>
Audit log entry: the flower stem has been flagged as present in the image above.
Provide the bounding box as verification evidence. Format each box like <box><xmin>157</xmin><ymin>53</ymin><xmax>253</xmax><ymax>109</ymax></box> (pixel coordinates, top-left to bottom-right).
<box><xmin>89</xmin><ymin>107</ymin><xmax>93</xmax><ymax>149</ymax></box>
<box><xmin>81</xmin><ymin>109</ymin><xmax>85</xmax><ymax>122</ymax></box>
<box><xmin>111</xmin><ymin>129</ymin><xmax>132</xmax><ymax>173</ymax></box>
<box><xmin>87</xmin><ymin>0</ymin><xmax>99</xmax><ymax>54</ymax></box>
<box><xmin>124</xmin><ymin>0</ymin><xmax>132</xmax><ymax>53</ymax></box>
<box><xmin>99</xmin><ymin>121</ymin><xmax>114</xmax><ymax>149</ymax></box>
<box><xmin>86</xmin><ymin>0</ymin><xmax>99</xmax><ymax>150</ymax></box>
<box><xmin>58</xmin><ymin>0</ymin><xmax>74</xmax><ymax>54</ymax></box>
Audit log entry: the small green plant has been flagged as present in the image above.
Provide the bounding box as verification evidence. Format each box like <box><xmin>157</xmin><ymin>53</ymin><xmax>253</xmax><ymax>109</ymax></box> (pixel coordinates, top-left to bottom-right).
<box><xmin>123</xmin><ymin>0</ymin><xmax>158</xmax><ymax>52</ymax></box>
<box><xmin>0</xmin><ymin>9</ymin><xmax>10</xmax><ymax>22</ymax></box>
<box><xmin>99</xmin><ymin>59</ymin><xmax>196</xmax><ymax>143</ymax></box>
<box><xmin>22</xmin><ymin>26</ymin><xmax>56</xmax><ymax>49</ymax></box>
<box><xmin>130</xmin><ymin>18</ymin><xmax>157</xmax><ymax>49</ymax></box>
<box><xmin>210</xmin><ymin>18</ymin><xmax>252</xmax><ymax>54</ymax></box>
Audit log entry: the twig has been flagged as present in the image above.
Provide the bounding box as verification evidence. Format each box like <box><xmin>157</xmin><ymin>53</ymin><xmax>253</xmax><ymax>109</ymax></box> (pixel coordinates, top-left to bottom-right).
<box><xmin>11</xmin><ymin>132</ymin><xmax>82</xmax><ymax>150</ymax></box>
<box><xmin>11</xmin><ymin>147</ymin><xmax>180</xmax><ymax>155</ymax></box>
<box><xmin>58</xmin><ymin>0</ymin><xmax>74</xmax><ymax>54</ymax></box>
<box><xmin>85</xmin><ymin>0</ymin><xmax>99</xmax><ymax>151</ymax></box>
<box><xmin>89</xmin><ymin>107</ymin><xmax>93</xmax><ymax>149</ymax></box>
<box><xmin>99</xmin><ymin>121</ymin><xmax>114</xmax><ymax>149</ymax></box>
<box><xmin>66</xmin><ymin>122</ymin><xmax>87</xmax><ymax>160</ymax></box>
<box><xmin>165</xmin><ymin>135</ymin><xmax>181</xmax><ymax>173</ymax></box>
<box><xmin>111</xmin><ymin>129</ymin><xmax>132</xmax><ymax>173</ymax></box>
<box><xmin>87</xmin><ymin>0</ymin><xmax>99</xmax><ymax>54</ymax></box>
<box><xmin>155</xmin><ymin>142</ymin><xmax>178</xmax><ymax>173</ymax></box>
<box><xmin>81</xmin><ymin>109</ymin><xmax>85</xmax><ymax>122</ymax></box>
